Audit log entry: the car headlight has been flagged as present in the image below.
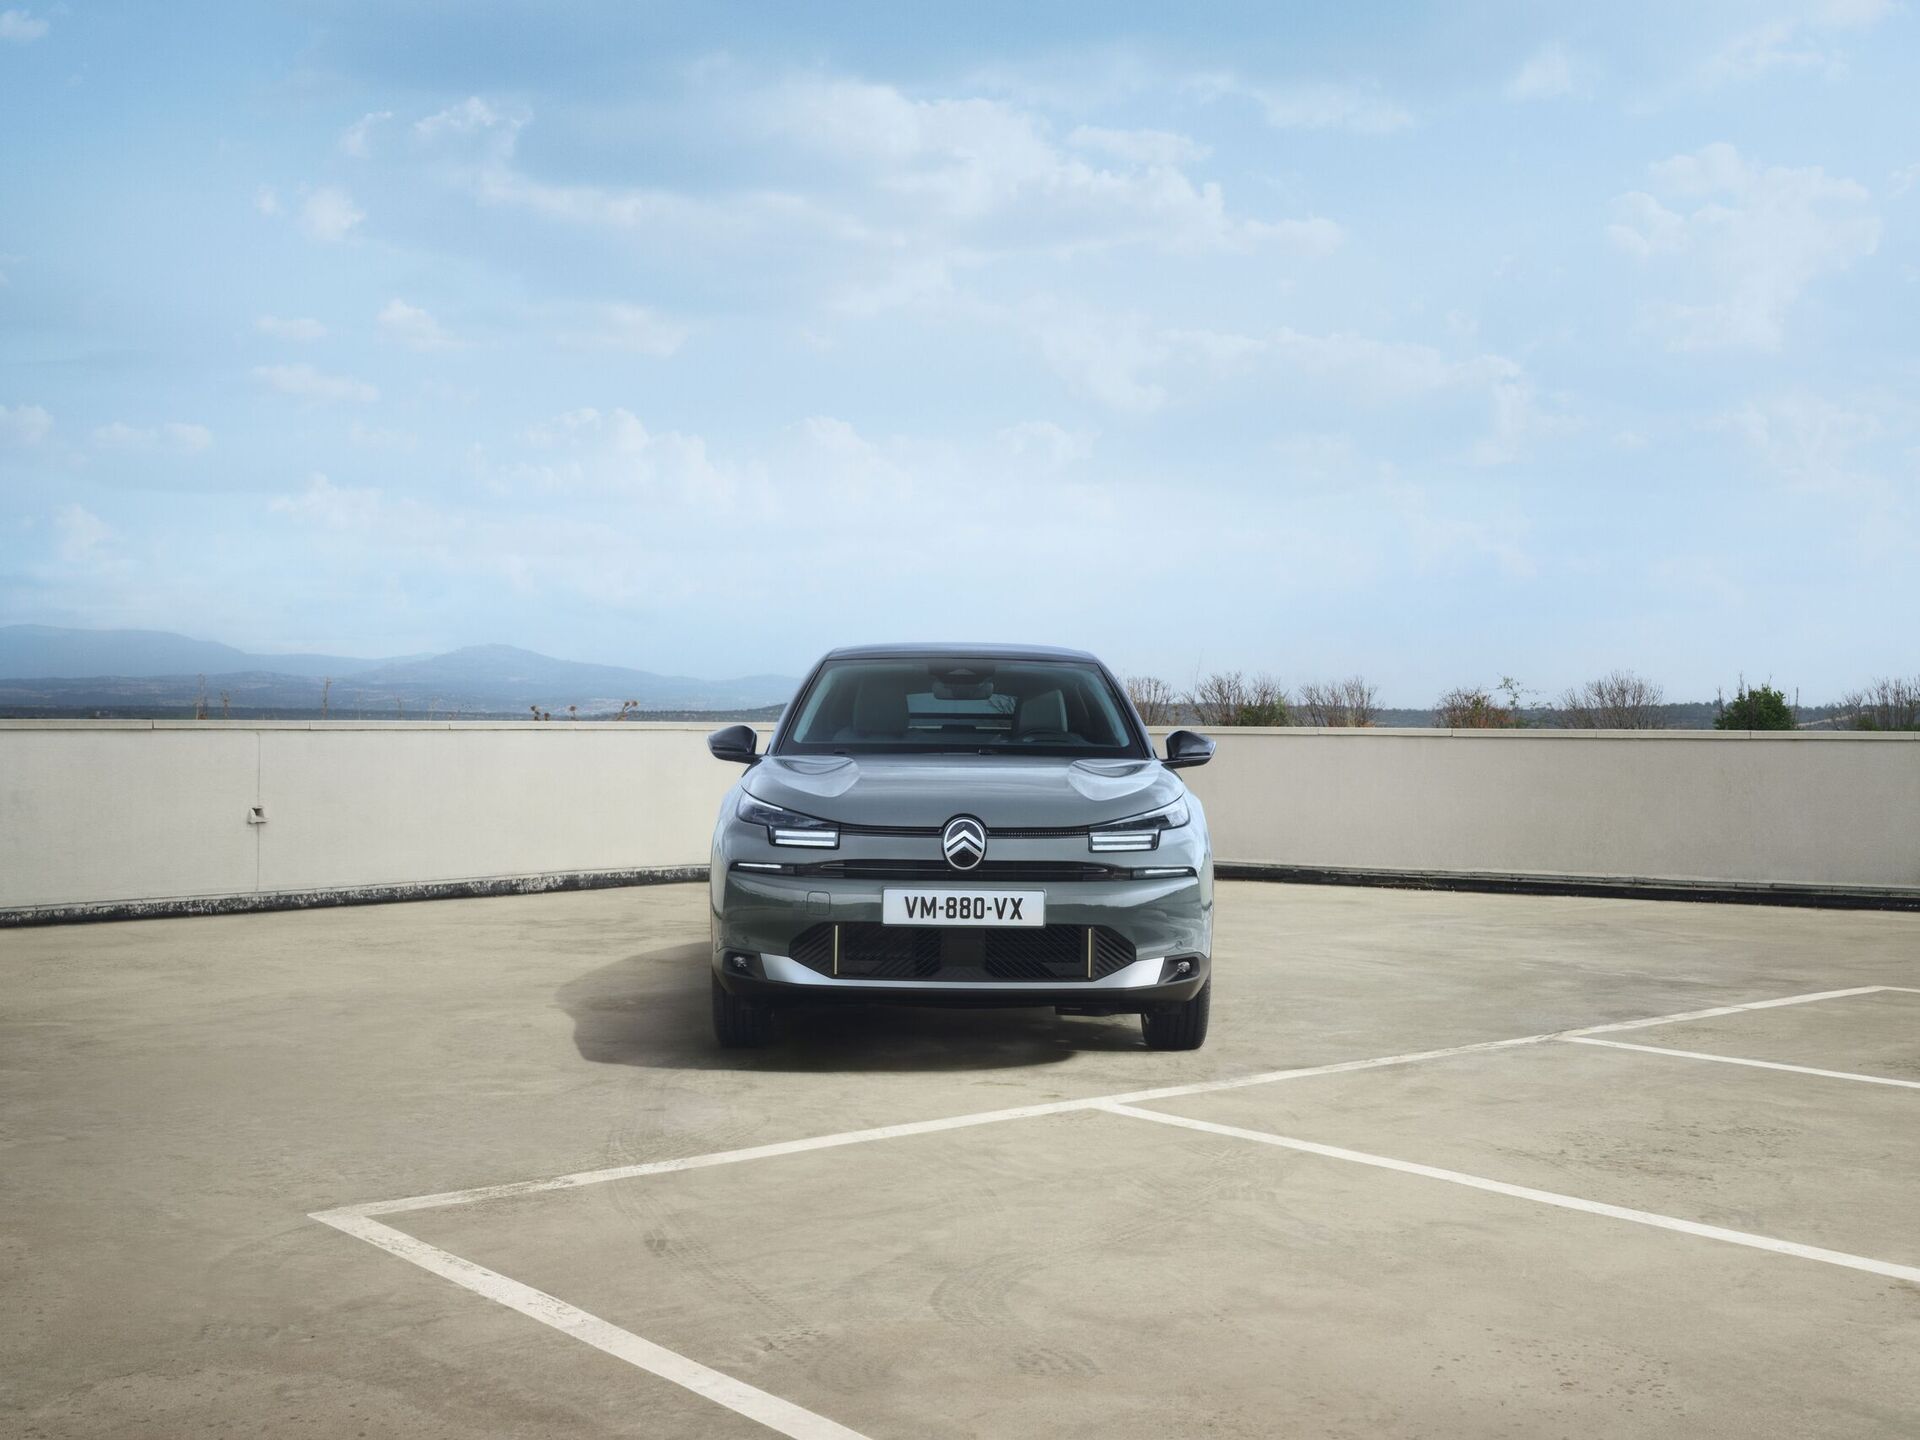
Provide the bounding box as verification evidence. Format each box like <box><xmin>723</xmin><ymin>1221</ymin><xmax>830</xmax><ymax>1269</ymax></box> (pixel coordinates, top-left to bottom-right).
<box><xmin>736</xmin><ymin>795</ymin><xmax>840</xmax><ymax>848</ymax></box>
<box><xmin>1088</xmin><ymin>798</ymin><xmax>1190</xmax><ymax>852</ymax></box>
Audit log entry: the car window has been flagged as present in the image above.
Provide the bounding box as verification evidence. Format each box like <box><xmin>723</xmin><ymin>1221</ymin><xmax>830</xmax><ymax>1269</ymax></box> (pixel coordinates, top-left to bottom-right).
<box><xmin>778</xmin><ymin>658</ymin><xmax>1145</xmax><ymax>757</ymax></box>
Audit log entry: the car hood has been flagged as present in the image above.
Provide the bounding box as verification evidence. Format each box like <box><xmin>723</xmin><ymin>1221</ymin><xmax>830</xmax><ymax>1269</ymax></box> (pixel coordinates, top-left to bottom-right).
<box><xmin>742</xmin><ymin>754</ymin><xmax>1183</xmax><ymax>829</ymax></box>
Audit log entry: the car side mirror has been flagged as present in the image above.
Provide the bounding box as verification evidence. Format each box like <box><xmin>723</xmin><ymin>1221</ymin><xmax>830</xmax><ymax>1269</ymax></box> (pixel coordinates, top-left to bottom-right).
<box><xmin>707</xmin><ymin>724</ymin><xmax>759</xmax><ymax>765</ymax></box>
<box><xmin>1163</xmin><ymin>729</ymin><xmax>1214</xmax><ymax>769</ymax></box>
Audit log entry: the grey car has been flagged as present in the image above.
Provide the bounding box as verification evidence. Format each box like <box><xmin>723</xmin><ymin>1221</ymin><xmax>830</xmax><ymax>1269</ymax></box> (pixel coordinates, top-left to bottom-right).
<box><xmin>706</xmin><ymin>644</ymin><xmax>1215</xmax><ymax>1050</ymax></box>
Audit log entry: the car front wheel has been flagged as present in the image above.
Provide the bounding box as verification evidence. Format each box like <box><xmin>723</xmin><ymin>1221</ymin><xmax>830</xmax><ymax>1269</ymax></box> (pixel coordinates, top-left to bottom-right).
<box><xmin>711</xmin><ymin>974</ymin><xmax>777</xmax><ymax>1048</ymax></box>
<box><xmin>1140</xmin><ymin>978</ymin><xmax>1210</xmax><ymax>1051</ymax></box>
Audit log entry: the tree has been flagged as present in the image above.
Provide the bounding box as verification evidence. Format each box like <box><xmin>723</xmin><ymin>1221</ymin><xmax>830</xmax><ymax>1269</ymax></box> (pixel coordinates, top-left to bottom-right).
<box><xmin>1126</xmin><ymin>675</ymin><xmax>1178</xmax><ymax>725</ymax></box>
<box><xmin>1715</xmin><ymin>682</ymin><xmax>1794</xmax><ymax>731</ymax></box>
<box><xmin>1433</xmin><ymin>685</ymin><xmax>1516</xmax><ymax>728</ymax></box>
<box><xmin>1297</xmin><ymin>677</ymin><xmax>1380</xmax><ymax>727</ymax></box>
<box><xmin>1556</xmin><ymin>670</ymin><xmax>1666</xmax><ymax>728</ymax></box>
<box><xmin>1838</xmin><ymin>675</ymin><xmax>1920</xmax><ymax>731</ymax></box>
<box><xmin>1186</xmin><ymin>671</ymin><xmax>1290</xmax><ymax>726</ymax></box>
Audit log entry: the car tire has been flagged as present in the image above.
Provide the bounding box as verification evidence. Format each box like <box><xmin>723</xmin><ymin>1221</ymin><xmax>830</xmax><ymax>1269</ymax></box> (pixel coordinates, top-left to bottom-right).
<box><xmin>1140</xmin><ymin>978</ymin><xmax>1209</xmax><ymax>1051</ymax></box>
<box><xmin>712</xmin><ymin>974</ymin><xmax>777</xmax><ymax>1048</ymax></box>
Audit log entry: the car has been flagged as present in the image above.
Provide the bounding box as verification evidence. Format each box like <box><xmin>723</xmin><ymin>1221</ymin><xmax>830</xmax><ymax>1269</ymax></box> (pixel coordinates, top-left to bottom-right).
<box><xmin>705</xmin><ymin>643</ymin><xmax>1215</xmax><ymax>1050</ymax></box>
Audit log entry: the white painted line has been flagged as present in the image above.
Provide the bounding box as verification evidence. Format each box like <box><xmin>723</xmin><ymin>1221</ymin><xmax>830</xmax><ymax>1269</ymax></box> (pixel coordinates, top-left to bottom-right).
<box><xmin>1098</xmin><ymin>1102</ymin><xmax>1920</xmax><ymax>1287</ymax></box>
<box><xmin>349</xmin><ymin>1098</ymin><xmax>1099</xmax><ymax>1218</ymax></box>
<box><xmin>1564</xmin><ymin>1036</ymin><xmax>1920</xmax><ymax>1090</ymax></box>
<box><xmin>311</xmin><ymin>1209</ymin><xmax>873</xmax><ymax>1440</ymax></box>
<box><xmin>345</xmin><ymin>984</ymin><xmax>1900</xmax><ymax>1219</ymax></box>
<box><xmin>314</xmin><ymin>983</ymin><xmax>1911</xmax><ymax>1438</ymax></box>
<box><xmin>1561</xmin><ymin>985</ymin><xmax>1888</xmax><ymax>1037</ymax></box>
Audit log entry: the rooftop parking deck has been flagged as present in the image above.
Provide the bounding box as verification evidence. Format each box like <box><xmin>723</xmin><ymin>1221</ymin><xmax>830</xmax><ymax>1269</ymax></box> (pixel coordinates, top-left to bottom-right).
<box><xmin>4</xmin><ymin>880</ymin><xmax>1917</xmax><ymax>1438</ymax></box>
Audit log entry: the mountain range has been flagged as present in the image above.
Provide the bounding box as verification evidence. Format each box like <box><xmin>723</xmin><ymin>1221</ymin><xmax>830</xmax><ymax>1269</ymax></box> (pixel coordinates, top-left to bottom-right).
<box><xmin>0</xmin><ymin>626</ymin><xmax>797</xmax><ymax>718</ymax></box>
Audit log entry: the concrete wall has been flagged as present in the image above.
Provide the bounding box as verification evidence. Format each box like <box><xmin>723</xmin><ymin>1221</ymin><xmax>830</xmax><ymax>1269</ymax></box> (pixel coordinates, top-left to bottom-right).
<box><xmin>1180</xmin><ymin>727</ymin><xmax>1920</xmax><ymax>892</ymax></box>
<box><xmin>1</xmin><ymin>720</ymin><xmax>1915</xmax><ymax>916</ymax></box>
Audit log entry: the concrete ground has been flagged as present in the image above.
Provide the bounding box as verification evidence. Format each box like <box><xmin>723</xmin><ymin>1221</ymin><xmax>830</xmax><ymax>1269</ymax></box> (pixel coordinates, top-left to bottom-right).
<box><xmin>2</xmin><ymin>881</ymin><xmax>1916</xmax><ymax>1439</ymax></box>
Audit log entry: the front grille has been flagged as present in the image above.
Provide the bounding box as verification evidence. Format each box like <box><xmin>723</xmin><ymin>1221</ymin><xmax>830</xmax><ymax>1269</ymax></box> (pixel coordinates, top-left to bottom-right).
<box><xmin>790</xmin><ymin>860</ymin><xmax>1122</xmax><ymax>882</ymax></box>
<box><xmin>788</xmin><ymin>923</ymin><xmax>1136</xmax><ymax>982</ymax></box>
<box><xmin>834</xmin><ymin>821</ymin><xmax>1092</xmax><ymax>839</ymax></box>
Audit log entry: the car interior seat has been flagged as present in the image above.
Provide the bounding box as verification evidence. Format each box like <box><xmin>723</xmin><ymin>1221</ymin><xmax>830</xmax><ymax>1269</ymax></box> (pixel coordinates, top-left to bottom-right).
<box><xmin>834</xmin><ymin>677</ymin><xmax>910</xmax><ymax>741</ymax></box>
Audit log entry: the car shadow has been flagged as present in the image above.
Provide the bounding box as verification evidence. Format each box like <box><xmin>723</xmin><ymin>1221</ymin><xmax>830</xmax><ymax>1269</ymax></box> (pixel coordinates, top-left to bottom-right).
<box><xmin>556</xmin><ymin>941</ymin><xmax>1146</xmax><ymax>1073</ymax></box>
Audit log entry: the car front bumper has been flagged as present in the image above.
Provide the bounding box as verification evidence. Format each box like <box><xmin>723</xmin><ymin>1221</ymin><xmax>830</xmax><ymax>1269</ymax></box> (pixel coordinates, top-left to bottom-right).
<box><xmin>710</xmin><ymin>863</ymin><xmax>1212</xmax><ymax>1011</ymax></box>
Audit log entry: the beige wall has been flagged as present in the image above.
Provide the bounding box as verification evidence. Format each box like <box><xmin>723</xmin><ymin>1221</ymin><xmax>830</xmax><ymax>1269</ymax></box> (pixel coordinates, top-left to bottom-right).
<box><xmin>1</xmin><ymin>721</ymin><xmax>1915</xmax><ymax>913</ymax></box>
<box><xmin>1180</xmin><ymin>727</ymin><xmax>1920</xmax><ymax>891</ymax></box>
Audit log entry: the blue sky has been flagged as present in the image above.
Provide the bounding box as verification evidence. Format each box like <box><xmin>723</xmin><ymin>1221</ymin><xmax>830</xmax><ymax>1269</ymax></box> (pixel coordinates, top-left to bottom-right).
<box><xmin>1</xmin><ymin>1</ymin><xmax>1915</xmax><ymax>701</ymax></box>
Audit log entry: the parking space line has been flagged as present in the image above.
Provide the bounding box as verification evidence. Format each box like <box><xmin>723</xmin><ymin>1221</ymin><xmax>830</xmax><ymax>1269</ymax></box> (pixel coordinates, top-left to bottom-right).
<box><xmin>1559</xmin><ymin>985</ymin><xmax>1890</xmax><ymax>1037</ymax></box>
<box><xmin>311</xmin><ymin>1209</ymin><xmax>873</xmax><ymax>1440</ymax></box>
<box><xmin>339</xmin><ymin>985</ymin><xmax>1898</xmax><ymax>1219</ymax></box>
<box><xmin>1564</xmin><ymin>1036</ymin><xmax>1920</xmax><ymax>1090</ymax></box>
<box><xmin>1097</xmin><ymin>1102</ymin><xmax>1920</xmax><ymax>1287</ymax></box>
<box><xmin>312</xmin><ymin>982</ymin><xmax>1911</xmax><ymax>1437</ymax></box>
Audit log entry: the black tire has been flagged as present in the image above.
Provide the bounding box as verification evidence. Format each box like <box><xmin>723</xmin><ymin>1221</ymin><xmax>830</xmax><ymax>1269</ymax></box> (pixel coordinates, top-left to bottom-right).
<box><xmin>712</xmin><ymin>974</ymin><xmax>777</xmax><ymax>1048</ymax></box>
<box><xmin>1140</xmin><ymin>979</ymin><xmax>1210</xmax><ymax>1051</ymax></box>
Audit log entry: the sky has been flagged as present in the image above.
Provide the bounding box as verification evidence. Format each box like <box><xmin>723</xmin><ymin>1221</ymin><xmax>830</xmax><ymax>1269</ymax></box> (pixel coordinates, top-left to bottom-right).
<box><xmin>1</xmin><ymin>1</ymin><xmax>1916</xmax><ymax>702</ymax></box>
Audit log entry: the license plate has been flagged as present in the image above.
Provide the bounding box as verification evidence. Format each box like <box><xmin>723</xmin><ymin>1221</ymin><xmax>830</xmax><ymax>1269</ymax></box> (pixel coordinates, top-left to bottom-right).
<box><xmin>882</xmin><ymin>889</ymin><xmax>1045</xmax><ymax>927</ymax></box>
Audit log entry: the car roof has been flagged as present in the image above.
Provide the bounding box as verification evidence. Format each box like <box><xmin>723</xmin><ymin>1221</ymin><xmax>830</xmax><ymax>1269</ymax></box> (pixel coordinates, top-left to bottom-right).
<box><xmin>820</xmin><ymin>642</ymin><xmax>1103</xmax><ymax>663</ymax></box>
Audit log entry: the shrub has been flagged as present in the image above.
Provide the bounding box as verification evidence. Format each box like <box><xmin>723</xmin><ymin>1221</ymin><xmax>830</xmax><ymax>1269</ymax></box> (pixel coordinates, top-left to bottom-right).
<box><xmin>1556</xmin><ymin>670</ymin><xmax>1666</xmax><ymax>728</ymax></box>
<box><xmin>1297</xmin><ymin>677</ymin><xmax>1380</xmax><ymax>727</ymax></box>
<box><xmin>1434</xmin><ymin>685</ymin><xmax>1516</xmax><ymax>728</ymax></box>
<box><xmin>1187</xmin><ymin>670</ymin><xmax>1290</xmax><ymax>726</ymax></box>
<box><xmin>1126</xmin><ymin>675</ymin><xmax>1179</xmax><ymax>725</ymax></box>
<box><xmin>1838</xmin><ymin>675</ymin><xmax>1920</xmax><ymax>730</ymax></box>
<box><xmin>1714</xmin><ymin>682</ymin><xmax>1794</xmax><ymax>730</ymax></box>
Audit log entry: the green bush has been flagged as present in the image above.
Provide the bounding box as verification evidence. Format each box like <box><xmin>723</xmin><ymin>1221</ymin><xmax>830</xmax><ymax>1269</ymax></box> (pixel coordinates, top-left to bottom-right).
<box><xmin>1714</xmin><ymin>683</ymin><xmax>1794</xmax><ymax>730</ymax></box>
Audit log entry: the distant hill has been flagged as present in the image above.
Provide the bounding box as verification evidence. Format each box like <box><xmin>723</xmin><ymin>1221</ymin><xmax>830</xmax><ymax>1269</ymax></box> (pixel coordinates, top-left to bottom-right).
<box><xmin>0</xmin><ymin>626</ymin><xmax>797</xmax><ymax>718</ymax></box>
<box><xmin>0</xmin><ymin>624</ymin><xmax>384</xmax><ymax>680</ymax></box>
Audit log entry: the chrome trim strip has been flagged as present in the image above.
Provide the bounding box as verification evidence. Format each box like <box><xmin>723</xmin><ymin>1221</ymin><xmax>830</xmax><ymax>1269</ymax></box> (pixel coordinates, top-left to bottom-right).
<box><xmin>758</xmin><ymin>953</ymin><xmax>1169</xmax><ymax>991</ymax></box>
<box><xmin>756</xmin><ymin>960</ymin><xmax>1159</xmax><ymax>990</ymax></box>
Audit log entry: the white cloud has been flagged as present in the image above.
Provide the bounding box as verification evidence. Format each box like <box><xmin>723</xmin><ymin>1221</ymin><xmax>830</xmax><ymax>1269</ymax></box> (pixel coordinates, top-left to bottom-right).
<box><xmin>91</xmin><ymin>421</ymin><xmax>212</xmax><ymax>454</ymax></box>
<box><xmin>270</xmin><ymin>473</ymin><xmax>384</xmax><ymax>531</ymax></box>
<box><xmin>377</xmin><ymin>298</ymin><xmax>455</xmax><ymax>351</ymax></box>
<box><xmin>255</xmin><ymin>314</ymin><xmax>327</xmax><ymax>341</ymax></box>
<box><xmin>0</xmin><ymin>9</ymin><xmax>48</xmax><ymax>42</ymax></box>
<box><xmin>1608</xmin><ymin>143</ymin><xmax>1879</xmax><ymax>350</ymax></box>
<box><xmin>299</xmin><ymin>186</ymin><xmax>364</xmax><ymax>242</ymax></box>
<box><xmin>252</xmin><ymin>363</ymin><xmax>379</xmax><ymax>404</ymax></box>
<box><xmin>997</xmin><ymin>420</ymin><xmax>1094</xmax><ymax>468</ymax></box>
<box><xmin>254</xmin><ymin>186</ymin><xmax>281</xmax><ymax>217</ymax></box>
<box><xmin>1029</xmin><ymin>305</ymin><xmax>1175</xmax><ymax>414</ymax></box>
<box><xmin>1698</xmin><ymin>0</ymin><xmax>1895</xmax><ymax>86</ymax></box>
<box><xmin>55</xmin><ymin>505</ymin><xmax>109</xmax><ymax>563</ymax></box>
<box><xmin>1</xmin><ymin>401</ymin><xmax>52</xmax><ymax>445</ymax></box>
<box><xmin>1192</xmin><ymin>74</ymin><xmax>1414</xmax><ymax>133</ymax></box>
<box><xmin>339</xmin><ymin>110</ymin><xmax>394</xmax><ymax>157</ymax></box>
<box><xmin>514</xmin><ymin>407</ymin><xmax>737</xmax><ymax>506</ymax></box>
<box><xmin>1066</xmin><ymin>125</ymin><xmax>1210</xmax><ymax>167</ymax></box>
<box><xmin>1717</xmin><ymin>391</ymin><xmax>1885</xmax><ymax>493</ymax></box>
<box><xmin>550</xmin><ymin>302</ymin><xmax>687</xmax><ymax>356</ymax></box>
<box><xmin>769</xmin><ymin>77</ymin><xmax>1332</xmax><ymax>257</ymax></box>
<box><xmin>1506</xmin><ymin>43</ymin><xmax>1580</xmax><ymax>100</ymax></box>
<box><xmin>347</xmin><ymin>422</ymin><xmax>419</xmax><ymax>452</ymax></box>
<box><xmin>414</xmin><ymin>96</ymin><xmax>521</xmax><ymax>144</ymax></box>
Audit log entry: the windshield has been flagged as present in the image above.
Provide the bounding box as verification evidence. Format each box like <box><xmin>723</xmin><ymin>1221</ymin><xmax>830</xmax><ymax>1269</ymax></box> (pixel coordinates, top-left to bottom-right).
<box><xmin>777</xmin><ymin>657</ymin><xmax>1146</xmax><ymax>758</ymax></box>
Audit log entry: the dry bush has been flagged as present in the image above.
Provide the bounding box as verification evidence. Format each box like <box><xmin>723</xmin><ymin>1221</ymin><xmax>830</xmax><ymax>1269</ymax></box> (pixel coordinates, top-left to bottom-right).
<box><xmin>1839</xmin><ymin>675</ymin><xmax>1920</xmax><ymax>730</ymax></box>
<box><xmin>1556</xmin><ymin>670</ymin><xmax>1666</xmax><ymax>729</ymax></box>
<box><xmin>1433</xmin><ymin>685</ymin><xmax>1516</xmax><ymax>728</ymax></box>
<box><xmin>1186</xmin><ymin>670</ymin><xmax>1290</xmax><ymax>726</ymax></box>
<box><xmin>1126</xmin><ymin>675</ymin><xmax>1179</xmax><ymax>725</ymax></box>
<box><xmin>1297</xmin><ymin>677</ymin><xmax>1380</xmax><ymax>727</ymax></box>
